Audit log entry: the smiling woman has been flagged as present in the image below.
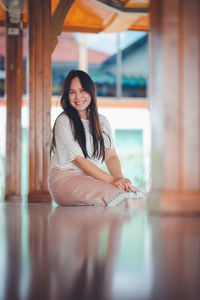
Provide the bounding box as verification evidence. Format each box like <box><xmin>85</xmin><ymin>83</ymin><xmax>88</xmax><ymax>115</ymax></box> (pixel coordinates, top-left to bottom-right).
<box><xmin>68</xmin><ymin>77</ymin><xmax>92</xmax><ymax>119</ymax></box>
<box><xmin>48</xmin><ymin>69</ymin><xmax>145</xmax><ymax>208</ymax></box>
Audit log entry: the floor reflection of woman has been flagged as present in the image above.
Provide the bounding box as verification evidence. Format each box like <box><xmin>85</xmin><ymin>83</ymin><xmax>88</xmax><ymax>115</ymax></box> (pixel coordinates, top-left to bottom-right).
<box><xmin>48</xmin><ymin>207</ymin><xmax>127</xmax><ymax>300</ymax></box>
<box><xmin>48</xmin><ymin>70</ymin><xmax>145</xmax><ymax>208</ymax></box>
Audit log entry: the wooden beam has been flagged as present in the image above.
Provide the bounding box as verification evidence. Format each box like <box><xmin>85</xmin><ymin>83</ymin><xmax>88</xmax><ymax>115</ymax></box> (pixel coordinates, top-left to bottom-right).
<box><xmin>103</xmin><ymin>14</ymin><xmax>140</xmax><ymax>32</ymax></box>
<box><xmin>5</xmin><ymin>14</ymin><xmax>23</xmax><ymax>200</ymax></box>
<box><xmin>92</xmin><ymin>0</ymin><xmax>149</xmax><ymax>14</ymax></box>
<box><xmin>148</xmin><ymin>0</ymin><xmax>200</xmax><ymax>214</ymax></box>
<box><xmin>51</xmin><ymin>0</ymin><xmax>74</xmax><ymax>53</ymax></box>
<box><xmin>28</xmin><ymin>0</ymin><xmax>51</xmax><ymax>202</ymax></box>
<box><xmin>62</xmin><ymin>25</ymin><xmax>101</xmax><ymax>33</ymax></box>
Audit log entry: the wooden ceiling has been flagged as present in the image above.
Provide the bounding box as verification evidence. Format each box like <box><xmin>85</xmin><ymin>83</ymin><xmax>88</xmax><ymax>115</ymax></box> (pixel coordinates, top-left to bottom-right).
<box><xmin>0</xmin><ymin>0</ymin><xmax>149</xmax><ymax>32</ymax></box>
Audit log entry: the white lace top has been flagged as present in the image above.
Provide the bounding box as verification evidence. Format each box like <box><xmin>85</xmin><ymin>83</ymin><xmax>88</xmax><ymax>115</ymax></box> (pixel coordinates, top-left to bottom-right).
<box><xmin>50</xmin><ymin>113</ymin><xmax>115</xmax><ymax>173</ymax></box>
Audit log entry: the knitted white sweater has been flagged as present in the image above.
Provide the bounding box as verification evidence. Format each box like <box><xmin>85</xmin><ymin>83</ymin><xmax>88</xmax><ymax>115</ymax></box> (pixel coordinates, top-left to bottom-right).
<box><xmin>50</xmin><ymin>113</ymin><xmax>114</xmax><ymax>173</ymax></box>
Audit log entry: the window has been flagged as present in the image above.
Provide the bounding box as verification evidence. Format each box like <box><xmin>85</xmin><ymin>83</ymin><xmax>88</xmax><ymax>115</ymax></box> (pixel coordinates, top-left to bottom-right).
<box><xmin>115</xmin><ymin>129</ymin><xmax>146</xmax><ymax>189</ymax></box>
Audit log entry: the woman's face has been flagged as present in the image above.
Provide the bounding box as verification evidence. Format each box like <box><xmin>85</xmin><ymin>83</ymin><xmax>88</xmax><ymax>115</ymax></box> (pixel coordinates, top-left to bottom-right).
<box><xmin>68</xmin><ymin>77</ymin><xmax>91</xmax><ymax>119</ymax></box>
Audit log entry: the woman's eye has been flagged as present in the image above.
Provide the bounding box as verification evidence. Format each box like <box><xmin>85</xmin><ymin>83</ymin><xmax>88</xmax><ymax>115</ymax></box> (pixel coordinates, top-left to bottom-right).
<box><xmin>69</xmin><ymin>91</ymin><xmax>74</xmax><ymax>94</ymax></box>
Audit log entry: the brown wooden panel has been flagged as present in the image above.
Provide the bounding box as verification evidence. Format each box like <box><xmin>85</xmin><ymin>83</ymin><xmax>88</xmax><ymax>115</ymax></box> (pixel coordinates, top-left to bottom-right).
<box><xmin>5</xmin><ymin>15</ymin><xmax>23</xmax><ymax>200</ymax></box>
<box><xmin>182</xmin><ymin>0</ymin><xmax>200</xmax><ymax>190</ymax></box>
<box><xmin>149</xmin><ymin>0</ymin><xmax>163</xmax><ymax>191</ymax></box>
<box><xmin>35</xmin><ymin>3</ymin><xmax>43</xmax><ymax>191</ymax></box>
<box><xmin>28</xmin><ymin>0</ymin><xmax>51</xmax><ymax>202</ymax></box>
<box><xmin>148</xmin><ymin>0</ymin><xmax>200</xmax><ymax>213</ymax></box>
<box><xmin>162</xmin><ymin>0</ymin><xmax>180</xmax><ymax>189</ymax></box>
<box><xmin>51</xmin><ymin>0</ymin><xmax>74</xmax><ymax>52</ymax></box>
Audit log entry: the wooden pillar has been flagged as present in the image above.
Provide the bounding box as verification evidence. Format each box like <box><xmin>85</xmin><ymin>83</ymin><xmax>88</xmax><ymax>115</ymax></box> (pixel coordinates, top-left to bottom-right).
<box><xmin>28</xmin><ymin>0</ymin><xmax>51</xmax><ymax>202</ymax></box>
<box><xmin>5</xmin><ymin>16</ymin><xmax>23</xmax><ymax>200</ymax></box>
<box><xmin>148</xmin><ymin>0</ymin><xmax>200</xmax><ymax>213</ymax></box>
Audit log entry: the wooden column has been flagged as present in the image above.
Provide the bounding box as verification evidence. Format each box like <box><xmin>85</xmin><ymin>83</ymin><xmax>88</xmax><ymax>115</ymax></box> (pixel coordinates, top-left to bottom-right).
<box><xmin>28</xmin><ymin>0</ymin><xmax>51</xmax><ymax>202</ymax></box>
<box><xmin>5</xmin><ymin>16</ymin><xmax>23</xmax><ymax>200</ymax></box>
<box><xmin>148</xmin><ymin>0</ymin><xmax>200</xmax><ymax>213</ymax></box>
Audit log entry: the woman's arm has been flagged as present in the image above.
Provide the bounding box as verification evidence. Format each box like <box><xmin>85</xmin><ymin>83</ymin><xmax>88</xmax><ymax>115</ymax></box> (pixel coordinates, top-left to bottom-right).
<box><xmin>73</xmin><ymin>151</ymin><xmax>137</xmax><ymax>192</ymax></box>
<box><xmin>73</xmin><ymin>149</ymin><xmax>122</xmax><ymax>183</ymax></box>
<box><xmin>104</xmin><ymin>148</ymin><xmax>123</xmax><ymax>178</ymax></box>
<box><xmin>73</xmin><ymin>155</ymin><xmax>115</xmax><ymax>184</ymax></box>
<box><xmin>105</xmin><ymin>148</ymin><xmax>137</xmax><ymax>192</ymax></box>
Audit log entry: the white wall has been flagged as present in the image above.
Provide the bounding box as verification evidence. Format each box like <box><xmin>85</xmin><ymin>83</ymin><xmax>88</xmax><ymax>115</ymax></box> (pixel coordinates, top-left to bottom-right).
<box><xmin>0</xmin><ymin>104</ymin><xmax>151</xmax><ymax>191</ymax></box>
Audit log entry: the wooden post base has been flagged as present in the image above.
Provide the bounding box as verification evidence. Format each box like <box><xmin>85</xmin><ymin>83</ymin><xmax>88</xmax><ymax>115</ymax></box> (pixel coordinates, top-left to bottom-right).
<box><xmin>148</xmin><ymin>190</ymin><xmax>200</xmax><ymax>215</ymax></box>
<box><xmin>5</xmin><ymin>194</ymin><xmax>21</xmax><ymax>201</ymax></box>
<box><xmin>28</xmin><ymin>192</ymin><xmax>52</xmax><ymax>203</ymax></box>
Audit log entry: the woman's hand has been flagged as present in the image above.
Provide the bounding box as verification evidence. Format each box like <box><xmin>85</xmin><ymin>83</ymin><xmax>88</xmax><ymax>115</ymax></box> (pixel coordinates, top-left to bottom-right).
<box><xmin>112</xmin><ymin>178</ymin><xmax>137</xmax><ymax>193</ymax></box>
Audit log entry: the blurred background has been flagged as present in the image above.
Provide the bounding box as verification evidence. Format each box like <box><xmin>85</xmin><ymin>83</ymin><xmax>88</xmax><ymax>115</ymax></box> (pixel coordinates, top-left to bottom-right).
<box><xmin>0</xmin><ymin>28</ymin><xmax>150</xmax><ymax>200</ymax></box>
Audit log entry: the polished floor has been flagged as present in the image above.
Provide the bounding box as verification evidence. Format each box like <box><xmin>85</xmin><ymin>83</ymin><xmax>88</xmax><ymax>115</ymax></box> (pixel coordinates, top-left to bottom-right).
<box><xmin>0</xmin><ymin>201</ymin><xmax>200</xmax><ymax>300</ymax></box>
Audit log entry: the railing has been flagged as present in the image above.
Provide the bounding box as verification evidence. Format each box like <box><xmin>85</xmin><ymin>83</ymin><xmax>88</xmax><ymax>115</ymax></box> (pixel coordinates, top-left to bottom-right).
<box><xmin>0</xmin><ymin>96</ymin><xmax>148</xmax><ymax>108</ymax></box>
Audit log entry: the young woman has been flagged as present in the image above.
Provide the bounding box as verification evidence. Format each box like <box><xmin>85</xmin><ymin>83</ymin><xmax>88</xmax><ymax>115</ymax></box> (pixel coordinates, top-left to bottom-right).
<box><xmin>48</xmin><ymin>70</ymin><xmax>145</xmax><ymax>208</ymax></box>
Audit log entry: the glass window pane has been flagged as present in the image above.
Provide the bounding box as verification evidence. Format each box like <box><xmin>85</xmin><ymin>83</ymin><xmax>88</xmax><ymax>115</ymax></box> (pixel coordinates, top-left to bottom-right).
<box><xmin>115</xmin><ymin>129</ymin><xmax>146</xmax><ymax>190</ymax></box>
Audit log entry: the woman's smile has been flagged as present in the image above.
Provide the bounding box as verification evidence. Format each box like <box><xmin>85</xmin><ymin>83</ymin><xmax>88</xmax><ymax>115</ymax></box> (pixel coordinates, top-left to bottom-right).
<box><xmin>74</xmin><ymin>100</ymin><xmax>86</xmax><ymax>105</ymax></box>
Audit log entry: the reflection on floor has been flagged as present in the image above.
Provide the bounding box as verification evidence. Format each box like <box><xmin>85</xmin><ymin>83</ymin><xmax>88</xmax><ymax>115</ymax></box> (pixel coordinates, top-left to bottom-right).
<box><xmin>0</xmin><ymin>201</ymin><xmax>200</xmax><ymax>300</ymax></box>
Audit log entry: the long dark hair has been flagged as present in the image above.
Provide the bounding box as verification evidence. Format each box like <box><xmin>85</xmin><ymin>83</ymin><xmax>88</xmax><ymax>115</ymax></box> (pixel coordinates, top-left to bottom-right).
<box><xmin>51</xmin><ymin>69</ymin><xmax>106</xmax><ymax>161</ymax></box>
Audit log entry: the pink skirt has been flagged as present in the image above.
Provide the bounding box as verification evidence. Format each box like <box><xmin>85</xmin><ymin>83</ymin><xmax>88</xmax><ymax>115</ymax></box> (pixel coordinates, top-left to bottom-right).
<box><xmin>48</xmin><ymin>167</ymin><xmax>146</xmax><ymax>208</ymax></box>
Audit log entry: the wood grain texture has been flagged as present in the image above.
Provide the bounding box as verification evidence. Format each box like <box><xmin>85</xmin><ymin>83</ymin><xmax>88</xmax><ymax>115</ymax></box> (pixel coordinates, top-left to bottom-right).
<box><xmin>149</xmin><ymin>0</ymin><xmax>163</xmax><ymax>191</ymax></box>
<box><xmin>5</xmin><ymin>14</ymin><xmax>23</xmax><ymax>200</ymax></box>
<box><xmin>51</xmin><ymin>0</ymin><xmax>74</xmax><ymax>52</ymax></box>
<box><xmin>182</xmin><ymin>0</ymin><xmax>200</xmax><ymax>190</ymax></box>
<box><xmin>28</xmin><ymin>0</ymin><xmax>51</xmax><ymax>202</ymax></box>
<box><xmin>148</xmin><ymin>0</ymin><xmax>200</xmax><ymax>213</ymax></box>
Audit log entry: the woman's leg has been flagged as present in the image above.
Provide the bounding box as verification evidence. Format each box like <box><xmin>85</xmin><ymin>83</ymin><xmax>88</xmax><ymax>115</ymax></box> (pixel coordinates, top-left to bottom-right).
<box><xmin>48</xmin><ymin>168</ymin><xmax>145</xmax><ymax>208</ymax></box>
<box><xmin>107</xmin><ymin>190</ymin><xmax>146</xmax><ymax>208</ymax></box>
